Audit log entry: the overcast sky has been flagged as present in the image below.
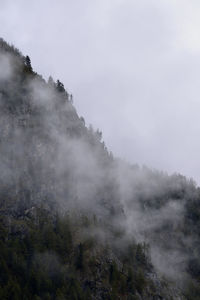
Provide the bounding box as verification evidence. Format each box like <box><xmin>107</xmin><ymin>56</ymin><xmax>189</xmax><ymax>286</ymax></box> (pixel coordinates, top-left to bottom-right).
<box><xmin>1</xmin><ymin>0</ymin><xmax>200</xmax><ymax>183</ymax></box>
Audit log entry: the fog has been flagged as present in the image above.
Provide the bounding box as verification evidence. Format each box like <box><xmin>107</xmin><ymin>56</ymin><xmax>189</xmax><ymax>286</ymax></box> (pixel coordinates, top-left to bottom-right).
<box><xmin>0</xmin><ymin>44</ymin><xmax>194</xmax><ymax>284</ymax></box>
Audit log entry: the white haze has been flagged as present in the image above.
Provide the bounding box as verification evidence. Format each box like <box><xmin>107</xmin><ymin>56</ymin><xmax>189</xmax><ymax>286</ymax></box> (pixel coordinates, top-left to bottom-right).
<box><xmin>0</xmin><ymin>43</ymin><xmax>198</xmax><ymax>286</ymax></box>
<box><xmin>1</xmin><ymin>0</ymin><xmax>200</xmax><ymax>183</ymax></box>
<box><xmin>29</xmin><ymin>75</ymin><xmax>192</xmax><ymax>281</ymax></box>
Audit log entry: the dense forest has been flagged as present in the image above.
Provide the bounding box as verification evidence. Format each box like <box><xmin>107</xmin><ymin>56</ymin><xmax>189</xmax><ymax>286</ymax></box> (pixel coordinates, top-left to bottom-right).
<box><xmin>0</xmin><ymin>38</ymin><xmax>200</xmax><ymax>299</ymax></box>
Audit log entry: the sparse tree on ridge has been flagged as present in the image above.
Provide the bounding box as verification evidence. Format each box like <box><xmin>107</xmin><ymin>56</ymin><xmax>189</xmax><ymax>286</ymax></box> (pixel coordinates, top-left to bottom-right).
<box><xmin>56</xmin><ymin>80</ymin><xmax>65</xmax><ymax>93</ymax></box>
<box><xmin>48</xmin><ymin>76</ymin><xmax>56</xmax><ymax>88</ymax></box>
<box><xmin>25</xmin><ymin>55</ymin><xmax>32</xmax><ymax>72</ymax></box>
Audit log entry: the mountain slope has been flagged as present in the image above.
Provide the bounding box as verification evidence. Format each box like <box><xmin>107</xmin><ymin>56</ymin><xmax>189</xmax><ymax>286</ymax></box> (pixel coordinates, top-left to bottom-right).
<box><xmin>0</xmin><ymin>38</ymin><xmax>200</xmax><ymax>299</ymax></box>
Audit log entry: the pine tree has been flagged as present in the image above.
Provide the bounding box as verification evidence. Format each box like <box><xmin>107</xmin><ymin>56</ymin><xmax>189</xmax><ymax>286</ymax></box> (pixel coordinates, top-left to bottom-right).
<box><xmin>47</xmin><ymin>76</ymin><xmax>55</xmax><ymax>88</ymax></box>
<box><xmin>25</xmin><ymin>55</ymin><xmax>33</xmax><ymax>72</ymax></box>
<box><xmin>56</xmin><ymin>80</ymin><xmax>65</xmax><ymax>93</ymax></box>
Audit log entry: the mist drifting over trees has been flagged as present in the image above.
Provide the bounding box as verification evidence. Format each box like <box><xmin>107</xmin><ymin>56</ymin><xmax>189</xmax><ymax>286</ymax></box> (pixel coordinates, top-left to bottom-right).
<box><xmin>0</xmin><ymin>38</ymin><xmax>200</xmax><ymax>299</ymax></box>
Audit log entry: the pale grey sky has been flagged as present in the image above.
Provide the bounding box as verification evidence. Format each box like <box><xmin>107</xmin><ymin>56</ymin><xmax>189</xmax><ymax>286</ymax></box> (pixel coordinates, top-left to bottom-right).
<box><xmin>1</xmin><ymin>0</ymin><xmax>200</xmax><ymax>183</ymax></box>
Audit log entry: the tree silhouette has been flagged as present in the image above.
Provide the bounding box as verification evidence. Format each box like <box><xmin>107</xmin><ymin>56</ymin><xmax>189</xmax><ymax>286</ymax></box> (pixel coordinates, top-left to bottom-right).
<box><xmin>25</xmin><ymin>56</ymin><xmax>32</xmax><ymax>72</ymax></box>
<box><xmin>56</xmin><ymin>80</ymin><xmax>65</xmax><ymax>93</ymax></box>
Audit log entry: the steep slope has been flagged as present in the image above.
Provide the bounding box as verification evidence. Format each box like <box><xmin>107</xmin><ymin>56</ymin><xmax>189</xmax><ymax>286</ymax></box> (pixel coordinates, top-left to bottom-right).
<box><xmin>0</xmin><ymin>38</ymin><xmax>200</xmax><ymax>299</ymax></box>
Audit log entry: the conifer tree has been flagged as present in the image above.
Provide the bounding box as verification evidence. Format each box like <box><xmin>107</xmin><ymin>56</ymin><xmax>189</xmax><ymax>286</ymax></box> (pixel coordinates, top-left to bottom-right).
<box><xmin>25</xmin><ymin>55</ymin><xmax>32</xmax><ymax>72</ymax></box>
<box><xmin>48</xmin><ymin>76</ymin><xmax>56</xmax><ymax>89</ymax></box>
<box><xmin>56</xmin><ymin>80</ymin><xmax>65</xmax><ymax>93</ymax></box>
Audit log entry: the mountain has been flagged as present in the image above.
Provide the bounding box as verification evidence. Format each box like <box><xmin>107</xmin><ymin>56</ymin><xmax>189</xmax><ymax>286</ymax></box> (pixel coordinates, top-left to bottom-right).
<box><xmin>0</xmin><ymin>38</ymin><xmax>200</xmax><ymax>299</ymax></box>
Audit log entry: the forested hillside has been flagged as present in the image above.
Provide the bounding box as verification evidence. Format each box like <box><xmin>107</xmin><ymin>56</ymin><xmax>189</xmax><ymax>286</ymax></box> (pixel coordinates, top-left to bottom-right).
<box><xmin>0</xmin><ymin>38</ymin><xmax>200</xmax><ymax>299</ymax></box>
